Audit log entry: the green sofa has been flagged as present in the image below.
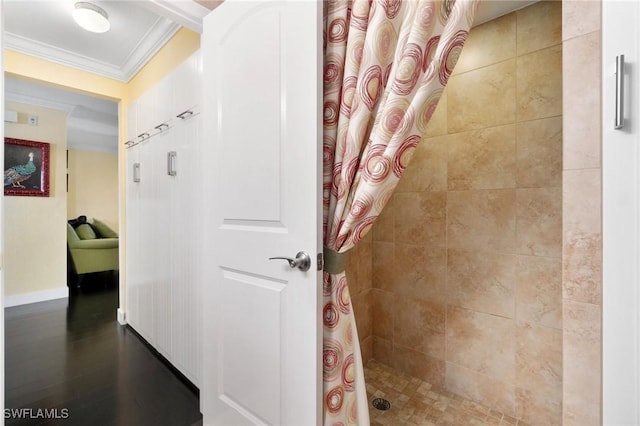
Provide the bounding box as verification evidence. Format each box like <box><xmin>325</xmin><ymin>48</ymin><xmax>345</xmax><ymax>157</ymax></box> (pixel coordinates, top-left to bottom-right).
<box><xmin>67</xmin><ymin>219</ymin><xmax>119</xmax><ymax>275</ymax></box>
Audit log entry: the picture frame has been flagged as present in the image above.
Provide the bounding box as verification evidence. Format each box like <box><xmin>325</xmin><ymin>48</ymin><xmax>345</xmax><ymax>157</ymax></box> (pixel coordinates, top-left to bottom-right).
<box><xmin>4</xmin><ymin>138</ymin><xmax>50</xmax><ymax>197</ymax></box>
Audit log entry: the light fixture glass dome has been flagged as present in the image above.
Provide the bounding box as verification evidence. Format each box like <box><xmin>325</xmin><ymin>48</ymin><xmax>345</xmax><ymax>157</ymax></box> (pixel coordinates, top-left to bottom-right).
<box><xmin>72</xmin><ymin>2</ymin><xmax>110</xmax><ymax>33</ymax></box>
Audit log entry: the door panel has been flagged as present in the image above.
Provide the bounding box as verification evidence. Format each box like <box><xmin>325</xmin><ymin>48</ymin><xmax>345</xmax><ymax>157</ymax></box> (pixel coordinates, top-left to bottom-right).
<box><xmin>219</xmin><ymin>270</ymin><xmax>285</xmax><ymax>425</ymax></box>
<box><xmin>218</xmin><ymin>11</ymin><xmax>282</xmax><ymax>222</ymax></box>
<box><xmin>171</xmin><ymin>107</ymin><xmax>202</xmax><ymax>385</ymax></box>
<box><xmin>153</xmin><ymin>130</ymin><xmax>172</xmax><ymax>357</ymax></box>
<box><xmin>202</xmin><ymin>1</ymin><xmax>322</xmax><ymax>424</ymax></box>
<box><xmin>125</xmin><ymin>110</ymin><xmax>140</xmax><ymax>329</ymax></box>
<box><xmin>602</xmin><ymin>1</ymin><xmax>640</xmax><ymax>423</ymax></box>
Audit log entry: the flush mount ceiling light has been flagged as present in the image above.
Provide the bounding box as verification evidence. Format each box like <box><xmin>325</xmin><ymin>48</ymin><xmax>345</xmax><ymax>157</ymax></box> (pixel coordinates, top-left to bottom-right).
<box><xmin>72</xmin><ymin>2</ymin><xmax>110</xmax><ymax>33</ymax></box>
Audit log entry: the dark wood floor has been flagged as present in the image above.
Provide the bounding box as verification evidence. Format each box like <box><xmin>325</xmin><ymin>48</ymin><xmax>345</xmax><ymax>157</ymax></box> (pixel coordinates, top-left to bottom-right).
<box><xmin>5</xmin><ymin>273</ymin><xmax>202</xmax><ymax>425</ymax></box>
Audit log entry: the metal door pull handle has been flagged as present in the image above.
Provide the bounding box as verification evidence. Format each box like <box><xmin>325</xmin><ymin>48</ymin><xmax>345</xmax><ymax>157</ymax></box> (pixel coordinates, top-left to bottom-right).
<box><xmin>269</xmin><ymin>252</ymin><xmax>311</xmax><ymax>272</ymax></box>
<box><xmin>615</xmin><ymin>54</ymin><xmax>625</xmax><ymax>130</ymax></box>
<box><xmin>133</xmin><ymin>163</ymin><xmax>141</xmax><ymax>183</ymax></box>
<box><xmin>167</xmin><ymin>151</ymin><xmax>177</xmax><ymax>176</ymax></box>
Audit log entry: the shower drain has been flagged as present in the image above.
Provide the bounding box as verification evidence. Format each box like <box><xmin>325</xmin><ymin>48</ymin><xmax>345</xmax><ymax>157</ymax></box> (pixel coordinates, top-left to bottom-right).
<box><xmin>371</xmin><ymin>398</ymin><xmax>391</xmax><ymax>411</ymax></box>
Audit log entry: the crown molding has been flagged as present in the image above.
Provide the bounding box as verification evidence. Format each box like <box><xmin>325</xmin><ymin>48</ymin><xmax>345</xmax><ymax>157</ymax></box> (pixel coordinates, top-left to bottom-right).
<box><xmin>140</xmin><ymin>0</ymin><xmax>210</xmax><ymax>33</ymax></box>
<box><xmin>5</xmin><ymin>89</ymin><xmax>76</xmax><ymax>113</ymax></box>
<box><xmin>4</xmin><ymin>18</ymin><xmax>180</xmax><ymax>82</ymax></box>
<box><xmin>119</xmin><ymin>19</ymin><xmax>181</xmax><ymax>80</ymax></box>
<box><xmin>4</xmin><ymin>32</ymin><xmax>124</xmax><ymax>80</ymax></box>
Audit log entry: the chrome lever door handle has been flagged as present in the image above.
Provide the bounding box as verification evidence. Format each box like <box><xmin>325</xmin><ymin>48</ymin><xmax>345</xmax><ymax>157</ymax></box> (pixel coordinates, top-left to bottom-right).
<box><xmin>269</xmin><ymin>251</ymin><xmax>311</xmax><ymax>272</ymax></box>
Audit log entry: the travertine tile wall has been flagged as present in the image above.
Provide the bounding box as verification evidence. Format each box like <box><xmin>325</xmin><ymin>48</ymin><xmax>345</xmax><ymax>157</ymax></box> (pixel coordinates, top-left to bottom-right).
<box><xmin>562</xmin><ymin>0</ymin><xmax>602</xmax><ymax>424</ymax></box>
<box><xmin>348</xmin><ymin>232</ymin><xmax>374</xmax><ymax>363</ymax></box>
<box><xmin>369</xmin><ymin>3</ymin><xmax>563</xmax><ymax>424</ymax></box>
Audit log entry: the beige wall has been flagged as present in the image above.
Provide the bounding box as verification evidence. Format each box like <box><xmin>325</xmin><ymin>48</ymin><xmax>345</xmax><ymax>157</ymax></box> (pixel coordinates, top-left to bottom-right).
<box><xmin>4</xmin><ymin>101</ymin><xmax>68</xmax><ymax>296</ymax></box>
<box><xmin>67</xmin><ymin>149</ymin><xmax>118</xmax><ymax>230</ymax></box>
<box><xmin>128</xmin><ymin>27</ymin><xmax>200</xmax><ymax>102</ymax></box>
<box><xmin>367</xmin><ymin>3</ymin><xmax>562</xmax><ymax>423</ymax></box>
<box><xmin>562</xmin><ymin>1</ymin><xmax>602</xmax><ymax>424</ymax></box>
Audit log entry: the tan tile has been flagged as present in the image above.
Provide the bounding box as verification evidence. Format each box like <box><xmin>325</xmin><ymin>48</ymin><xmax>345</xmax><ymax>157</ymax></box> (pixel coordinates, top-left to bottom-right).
<box><xmin>563</xmin><ymin>392</ymin><xmax>601</xmax><ymax>426</ymax></box>
<box><xmin>394</xmin><ymin>192</ymin><xmax>446</xmax><ymax>246</ymax></box>
<box><xmin>563</xmin><ymin>301</ymin><xmax>602</xmax><ymax>407</ymax></box>
<box><xmin>446</xmin><ymin>306</ymin><xmax>515</xmax><ymax>383</ymax></box>
<box><xmin>563</xmin><ymin>31</ymin><xmax>601</xmax><ymax>170</ymax></box>
<box><xmin>357</xmin><ymin>239</ymin><xmax>372</xmax><ymax>290</ymax></box>
<box><xmin>502</xmin><ymin>414</ymin><xmax>518</xmax><ymax>425</ymax></box>
<box><xmin>563</xmin><ymin>230</ymin><xmax>602</xmax><ymax>304</ymax></box>
<box><xmin>392</xmin><ymin>344</ymin><xmax>445</xmax><ymax>387</ymax></box>
<box><xmin>447</xmin><ymin>189</ymin><xmax>516</xmax><ymax>252</ymax></box>
<box><xmin>516</xmin><ymin>45</ymin><xmax>562</xmax><ymax>122</ymax></box>
<box><xmin>454</xmin><ymin>13</ymin><xmax>516</xmax><ymax>75</ymax></box>
<box><xmin>563</xmin><ymin>169</ymin><xmax>601</xmax><ymax>235</ymax></box>
<box><xmin>516</xmin><ymin>117</ymin><xmax>562</xmax><ymax>188</ymax></box>
<box><xmin>397</xmin><ymin>135</ymin><xmax>448</xmax><ymax>193</ymax></box>
<box><xmin>516</xmin><ymin>187</ymin><xmax>562</xmax><ymax>257</ymax></box>
<box><xmin>516</xmin><ymin>386</ymin><xmax>562</xmax><ymax>426</ymax></box>
<box><xmin>395</xmin><ymin>297</ymin><xmax>445</xmax><ymax>334</ymax></box>
<box><xmin>447</xmin><ymin>249</ymin><xmax>516</xmax><ymax>318</ymax></box>
<box><xmin>361</xmin><ymin>335</ymin><xmax>373</xmax><ymax>364</ymax></box>
<box><xmin>373</xmin><ymin>242</ymin><xmax>395</xmax><ymax>291</ymax></box>
<box><xmin>373</xmin><ymin>195</ymin><xmax>394</xmax><ymax>242</ymax></box>
<box><xmin>373</xmin><ymin>336</ymin><xmax>393</xmax><ymax>365</ymax></box>
<box><xmin>351</xmin><ymin>288</ymin><xmax>372</xmax><ymax>340</ymax></box>
<box><xmin>394</xmin><ymin>323</ymin><xmax>445</xmax><ymax>360</ymax></box>
<box><xmin>486</xmin><ymin>416</ymin><xmax>502</xmax><ymax>426</ymax></box>
<box><xmin>460</xmin><ymin>398</ymin><xmax>491</xmax><ymax>417</ymax></box>
<box><xmin>445</xmin><ymin>362</ymin><xmax>515</xmax><ymax>417</ymax></box>
<box><xmin>447</xmin><ymin>59</ymin><xmax>516</xmax><ymax>133</ymax></box>
<box><xmin>345</xmin><ymin>238</ymin><xmax>371</xmax><ymax>294</ymax></box>
<box><xmin>516</xmin><ymin>1</ymin><xmax>562</xmax><ymax>55</ymax></box>
<box><xmin>515</xmin><ymin>255</ymin><xmax>562</xmax><ymax>329</ymax></box>
<box><xmin>516</xmin><ymin>322</ymin><xmax>562</xmax><ymax>394</ymax></box>
<box><xmin>372</xmin><ymin>289</ymin><xmax>394</xmax><ymax>340</ymax></box>
<box><xmin>394</xmin><ymin>245</ymin><xmax>447</xmax><ymax>302</ymax></box>
<box><xmin>563</xmin><ymin>0</ymin><xmax>601</xmax><ymax>41</ymax></box>
<box><xmin>448</xmin><ymin>124</ymin><xmax>516</xmax><ymax>191</ymax></box>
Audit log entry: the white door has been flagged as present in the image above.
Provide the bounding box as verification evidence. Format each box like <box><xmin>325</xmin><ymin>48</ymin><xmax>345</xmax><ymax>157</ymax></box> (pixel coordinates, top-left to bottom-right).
<box><xmin>602</xmin><ymin>1</ymin><xmax>640</xmax><ymax>424</ymax></box>
<box><xmin>201</xmin><ymin>1</ymin><xmax>322</xmax><ymax>425</ymax></box>
<box><xmin>171</xmin><ymin>105</ymin><xmax>203</xmax><ymax>386</ymax></box>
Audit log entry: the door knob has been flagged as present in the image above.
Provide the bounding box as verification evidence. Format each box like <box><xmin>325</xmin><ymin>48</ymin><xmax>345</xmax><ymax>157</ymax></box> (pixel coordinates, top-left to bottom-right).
<box><xmin>269</xmin><ymin>251</ymin><xmax>311</xmax><ymax>272</ymax></box>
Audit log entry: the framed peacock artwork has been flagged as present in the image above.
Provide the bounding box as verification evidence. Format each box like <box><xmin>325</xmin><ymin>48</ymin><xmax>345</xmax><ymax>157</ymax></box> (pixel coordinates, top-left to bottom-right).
<box><xmin>4</xmin><ymin>138</ymin><xmax>50</xmax><ymax>197</ymax></box>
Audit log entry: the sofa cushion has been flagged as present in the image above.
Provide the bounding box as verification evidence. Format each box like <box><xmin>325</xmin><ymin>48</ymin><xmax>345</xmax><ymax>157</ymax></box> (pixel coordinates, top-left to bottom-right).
<box><xmin>91</xmin><ymin>219</ymin><xmax>118</xmax><ymax>238</ymax></box>
<box><xmin>76</xmin><ymin>224</ymin><xmax>97</xmax><ymax>240</ymax></box>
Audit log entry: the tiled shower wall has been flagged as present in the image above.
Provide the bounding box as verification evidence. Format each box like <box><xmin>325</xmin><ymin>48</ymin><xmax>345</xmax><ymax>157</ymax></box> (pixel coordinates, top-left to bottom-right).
<box><xmin>368</xmin><ymin>2</ymin><xmax>563</xmax><ymax>424</ymax></box>
<box><xmin>348</xmin><ymin>233</ymin><xmax>374</xmax><ymax>362</ymax></box>
<box><xmin>562</xmin><ymin>0</ymin><xmax>602</xmax><ymax>424</ymax></box>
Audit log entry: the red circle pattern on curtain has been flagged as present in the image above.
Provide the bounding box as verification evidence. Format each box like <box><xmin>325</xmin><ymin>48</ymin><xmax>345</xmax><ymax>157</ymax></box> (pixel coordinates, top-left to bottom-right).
<box><xmin>322</xmin><ymin>0</ymin><xmax>478</xmax><ymax>424</ymax></box>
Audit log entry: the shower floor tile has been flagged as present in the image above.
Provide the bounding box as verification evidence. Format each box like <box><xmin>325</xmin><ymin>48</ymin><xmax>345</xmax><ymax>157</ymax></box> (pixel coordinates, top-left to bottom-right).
<box><xmin>365</xmin><ymin>360</ymin><xmax>532</xmax><ymax>426</ymax></box>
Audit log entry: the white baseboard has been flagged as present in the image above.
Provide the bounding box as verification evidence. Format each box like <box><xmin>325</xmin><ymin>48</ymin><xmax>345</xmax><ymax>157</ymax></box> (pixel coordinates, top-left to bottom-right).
<box><xmin>4</xmin><ymin>287</ymin><xmax>69</xmax><ymax>308</ymax></box>
<box><xmin>117</xmin><ymin>308</ymin><xmax>127</xmax><ymax>325</ymax></box>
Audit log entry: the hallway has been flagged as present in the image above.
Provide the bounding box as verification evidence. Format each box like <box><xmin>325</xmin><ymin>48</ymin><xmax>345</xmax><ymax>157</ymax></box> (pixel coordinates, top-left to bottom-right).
<box><xmin>4</xmin><ymin>275</ymin><xmax>202</xmax><ymax>425</ymax></box>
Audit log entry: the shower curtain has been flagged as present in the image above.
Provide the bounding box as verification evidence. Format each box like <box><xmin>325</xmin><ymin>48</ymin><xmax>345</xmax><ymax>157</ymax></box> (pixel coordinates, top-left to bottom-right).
<box><xmin>322</xmin><ymin>0</ymin><xmax>477</xmax><ymax>424</ymax></box>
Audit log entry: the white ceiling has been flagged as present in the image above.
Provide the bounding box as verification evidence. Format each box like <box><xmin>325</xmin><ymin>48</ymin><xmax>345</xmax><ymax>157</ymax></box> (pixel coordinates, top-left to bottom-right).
<box><xmin>3</xmin><ymin>0</ymin><xmax>184</xmax><ymax>82</ymax></box>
